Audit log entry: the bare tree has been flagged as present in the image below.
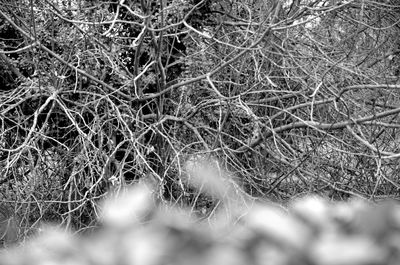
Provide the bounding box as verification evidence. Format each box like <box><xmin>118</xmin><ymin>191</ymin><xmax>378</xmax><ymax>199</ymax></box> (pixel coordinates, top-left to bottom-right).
<box><xmin>0</xmin><ymin>0</ymin><xmax>400</xmax><ymax>235</ymax></box>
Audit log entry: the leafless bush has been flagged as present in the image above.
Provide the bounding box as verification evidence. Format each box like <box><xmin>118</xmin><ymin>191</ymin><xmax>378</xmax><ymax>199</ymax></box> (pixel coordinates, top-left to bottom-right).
<box><xmin>0</xmin><ymin>0</ymin><xmax>400</xmax><ymax>242</ymax></box>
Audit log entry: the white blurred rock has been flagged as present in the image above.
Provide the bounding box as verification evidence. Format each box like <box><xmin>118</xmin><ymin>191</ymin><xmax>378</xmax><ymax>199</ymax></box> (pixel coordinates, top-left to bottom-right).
<box><xmin>244</xmin><ymin>204</ymin><xmax>312</xmax><ymax>250</ymax></box>
<box><xmin>309</xmin><ymin>234</ymin><xmax>386</xmax><ymax>265</ymax></box>
<box><xmin>100</xmin><ymin>183</ymin><xmax>156</xmax><ymax>229</ymax></box>
<box><xmin>290</xmin><ymin>196</ymin><xmax>331</xmax><ymax>229</ymax></box>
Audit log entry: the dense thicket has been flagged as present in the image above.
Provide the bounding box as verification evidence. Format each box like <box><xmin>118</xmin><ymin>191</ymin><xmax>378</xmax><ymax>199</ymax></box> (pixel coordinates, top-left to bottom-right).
<box><xmin>0</xmin><ymin>0</ymin><xmax>400</xmax><ymax>238</ymax></box>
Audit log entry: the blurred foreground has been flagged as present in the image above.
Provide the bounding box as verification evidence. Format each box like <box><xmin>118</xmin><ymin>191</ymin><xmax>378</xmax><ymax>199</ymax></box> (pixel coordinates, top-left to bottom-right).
<box><xmin>1</xmin><ymin>182</ymin><xmax>400</xmax><ymax>265</ymax></box>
